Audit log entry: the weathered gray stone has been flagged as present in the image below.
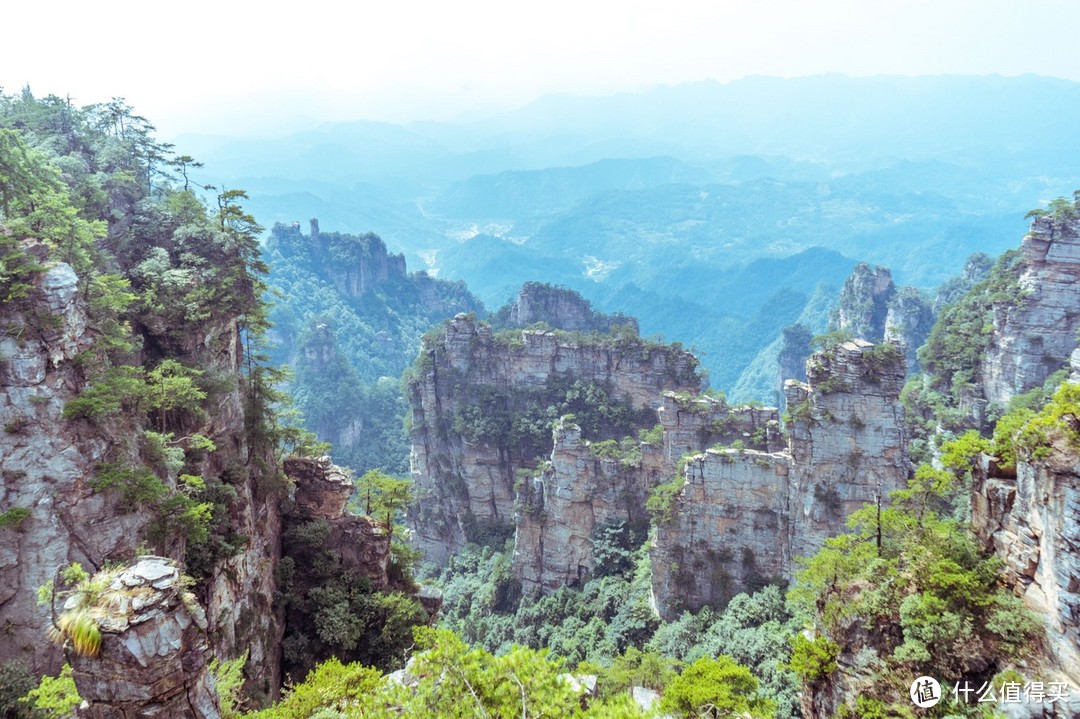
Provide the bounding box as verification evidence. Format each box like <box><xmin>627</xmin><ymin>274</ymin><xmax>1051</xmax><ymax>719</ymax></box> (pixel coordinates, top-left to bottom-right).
<box><xmin>407</xmin><ymin>313</ymin><xmax>701</xmax><ymax>564</ymax></box>
<box><xmin>0</xmin><ymin>257</ymin><xmax>282</xmax><ymax>693</ymax></box>
<box><xmin>69</xmin><ymin>557</ymin><xmax>222</xmax><ymax>719</ymax></box>
<box><xmin>982</xmin><ymin>215</ymin><xmax>1080</xmax><ymax>405</ymax></box>
<box><xmin>651</xmin><ymin>339</ymin><xmax>909</xmax><ymax>618</ymax></box>
<box><xmin>972</xmin><ymin>440</ymin><xmax>1080</xmax><ymax>688</ymax></box>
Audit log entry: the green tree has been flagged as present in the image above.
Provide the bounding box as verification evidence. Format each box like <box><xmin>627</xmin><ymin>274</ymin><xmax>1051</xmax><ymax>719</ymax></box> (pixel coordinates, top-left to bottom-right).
<box><xmin>659</xmin><ymin>655</ymin><xmax>775</xmax><ymax>719</ymax></box>
<box><xmin>145</xmin><ymin>358</ymin><xmax>206</xmax><ymax>431</ymax></box>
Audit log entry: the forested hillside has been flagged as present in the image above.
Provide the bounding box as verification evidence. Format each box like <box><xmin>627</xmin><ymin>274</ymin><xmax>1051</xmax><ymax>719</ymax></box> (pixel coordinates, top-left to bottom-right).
<box><xmin>262</xmin><ymin>220</ymin><xmax>482</xmax><ymax>474</ymax></box>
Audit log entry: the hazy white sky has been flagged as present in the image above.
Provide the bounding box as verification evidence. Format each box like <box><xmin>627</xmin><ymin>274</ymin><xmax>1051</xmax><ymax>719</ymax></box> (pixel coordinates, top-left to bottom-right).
<box><xmin>5</xmin><ymin>0</ymin><xmax>1080</xmax><ymax>136</ymax></box>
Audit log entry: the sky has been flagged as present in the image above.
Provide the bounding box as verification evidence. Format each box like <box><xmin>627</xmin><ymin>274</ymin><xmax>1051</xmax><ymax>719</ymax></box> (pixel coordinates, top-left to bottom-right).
<box><xmin>5</xmin><ymin>0</ymin><xmax>1080</xmax><ymax>137</ymax></box>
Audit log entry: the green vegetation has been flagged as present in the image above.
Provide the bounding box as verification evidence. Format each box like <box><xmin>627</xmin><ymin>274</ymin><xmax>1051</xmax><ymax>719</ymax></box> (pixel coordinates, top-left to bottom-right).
<box><xmin>646</xmin><ymin>475</ymin><xmax>686</xmax><ymax>524</ymax></box>
<box><xmin>433</xmin><ymin>530</ymin><xmax>802</xmax><ymax>716</ymax></box>
<box><xmin>440</xmin><ymin>372</ymin><xmax>658</xmax><ymax>464</ymax></box>
<box><xmin>0</xmin><ymin>506</ymin><xmax>31</xmax><ymax>529</ymax></box>
<box><xmin>787</xmin><ymin>463</ymin><xmax>1040</xmax><ymax>716</ymax></box>
<box><xmin>19</xmin><ymin>665</ymin><xmax>81</xmax><ymax>719</ymax></box>
<box><xmin>264</xmin><ymin>222</ymin><xmax>483</xmax><ymax>475</ymax></box>
<box><xmin>0</xmin><ymin>660</ymin><xmax>37</xmax><ymax>719</ymax></box>
<box><xmin>210</xmin><ymin>651</ymin><xmax>249</xmax><ymax>718</ymax></box>
<box><xmin>244</xmin><ymin>627</ymin><xmax>656</xmax><ymax>719</ymax></box>
<box><xmin>660</xmin><ymin>655</ymin><xmax>775</xmax><ymax>719</ymax></box>
<box><xmin>0</xmin><ymin>90</ymin><xmax>333</xmax><ymax>619</ymax></box>
<box><xmin>918</xmin><ymin>248</ymin><xmax>1027</xmax><ymax>407</ymax></box>
<box><xmin>991</xmin><ymin>377</ymin><xmax>1080</xmax><ymax>470</ymax></box>
<box><xmin>277</xmin><ymin>516</ymin><xmax>427</xmax><ymax>680</ymax></box>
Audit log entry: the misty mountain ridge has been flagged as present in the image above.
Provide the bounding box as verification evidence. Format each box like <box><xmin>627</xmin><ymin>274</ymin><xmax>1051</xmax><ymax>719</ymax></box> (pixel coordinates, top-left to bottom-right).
<box><xmin>174</xmin><ymin>74</ymin><xmax>1080</xmax><ymax>396</ymax></box>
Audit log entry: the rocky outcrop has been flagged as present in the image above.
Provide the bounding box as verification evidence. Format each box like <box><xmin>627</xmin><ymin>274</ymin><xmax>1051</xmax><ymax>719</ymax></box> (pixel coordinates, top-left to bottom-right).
<box><xmin>285</xmin><ymin>456</ymin><xmax>391</xmax><ymax>590</ymax></box>
<box><xmin>503</xmin><ymin>282</ymin><xmax>638</xmax><ymax>334</ymax></box>
<box><xmin>972</xmin><ymin>440</ymin><xmax>1080</xmax><ymax>687</ymax></box>
<box><xmin>514</xmin><ymin>419</ymin><xmax>660</xmax><ymax>592</ymax></box>
<box><xmin>407</xmin><ymin>314</ymin><xmax>701</xmax><ymax>565</ymax></box>
<box><xmin>833</xmin><ymin>263</ymin><xmax>933</xmax><ymax>373</ymax></box>
<box><xmin>514</xmin><ymin>392</ymin><xmax>782</xmax><ymax>593</ymax></box>
<box><xmin>982</xmin><ymin>215</ymin><xmax>1080</xmax><ymax>405</ymax></box>
<box><xmin>314</xmin><ymin>230</ymin><xmax>407</xmax><ymax>299</ymax></box>
<box><xmin>0</xmin><ymin>262</ymin><xmax>150</xmax><ymax>676</ymax></box>
<box><xmin>834</xmin><ymin>263</ymin><xmax>895</xmax><ymax>340</ymax></box>
<box><xmin>651</xmin><ymin>339</ymin><xmax>909</xmax><ymax>618</ymax></box>
<box><xmin>67</xmin><ymin>557</ymin><xmax>221</xmax><ymax>719</ymax></box>
<box><xmin>0</xmin><ymin>257</ymin><xmax>282</xmax><ymax>695</ymax></box>
<box><xmin>787</xmin><ymin>339</ymin><xmax>908</xmax><ymax>559</ymax></box>
<box><xmin>659</xmin><ymin>392</ymin><xmax>783</xmax><ymax>461</ymax></box>
<box><xmin>883</xmin><ymin>286</ymin><xmax>935</xmax><ymax>373</ymax></box>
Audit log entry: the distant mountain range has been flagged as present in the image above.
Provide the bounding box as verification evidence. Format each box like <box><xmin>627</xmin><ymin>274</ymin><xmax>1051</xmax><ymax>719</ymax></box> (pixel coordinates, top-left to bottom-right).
<box><xmin>178</xmin><ymin>74</ymin><xmax>1080</xmax><ymax>397</ymax></box>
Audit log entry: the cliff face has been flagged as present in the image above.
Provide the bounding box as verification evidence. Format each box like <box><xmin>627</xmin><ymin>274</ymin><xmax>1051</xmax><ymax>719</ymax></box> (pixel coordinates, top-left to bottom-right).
<box><xmin>406</xmin><ymin>314</ymin><xmax>701</xmax><ymax>565</ymax></box>
<box><xmin>883</xmin><ymin>286</ymin><xmax>935</xmax><ymax>373</ymax></box>
<box><xmin>407</xmin><ymin>315</ymin><xmax>910</xmax><ymax>618</ymax></box>
<box><xmin>973</xmin><ymin>435</ymin><xmax>1080</xmax><ymax>686</ymax></box>
<box><xmin>833</xmin><ymin>263</ymin><xmax>934</xmax><ymax>373</ymax></box>
<box><xmin>981</xmin><ymin>215</ymin><xmax>1080</xmax><ymax>405</ymax></box>
<box><xmin>0</xmin><ymin>263</ymin><xmax>149</xmax><ymax>676</ymax></box>
<box><xmin>0</xmin><ymin>259</ymin><xmax>282</xmax><ymax>693</ymax></box>
<box><xmin>834</xmin><ymin>263</ymin><xmax>895</xmax><ymax>340</ymax></box>
<box><xmin>284</xmin><ymin>456</ymin><xmax>391</xmax><ymax>590</ymax></box>
<box><xmin>306</xmin><ymin>225</ymin><xmax>408</xmax><ymax>299</ymax></box>
<box><xmin>651</xmin><ymin>339</ymin><xmax>909</xmax><ymax>619</ymax></box>
<box><xmin>787</xmin><ymin>339</ymin><xmax>908</xmax><ymax>559</ymax></box>
<box><xmin>515</xmin><ymin>393</ymin><xmax>782</xmax><ymax>593</ymax></box>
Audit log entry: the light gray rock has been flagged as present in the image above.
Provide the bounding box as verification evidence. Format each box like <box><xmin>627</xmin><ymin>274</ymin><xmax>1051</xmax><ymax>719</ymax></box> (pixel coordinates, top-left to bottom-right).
<box><xmin>407</xmin><ymin>314</ymin><xmax>701</xmax><ymax>564</ymax></box>
<box><xmin>982</xmin><ymin>215</ymin><xmax>1080</xmax><ymax>405</ymax></box>
<box><xmin>972</xmin><ymin>438</ymin><xmax>1080</xmax><ymax>688</ymax></box>
<box><xmin>631</xmin><ymin>686</ymin><xmax>661</xmax><ymax>712</ymax></box>
<box><xmin>652</xmin><ymin>339</ymin><xmax>908</xmax><ymax>618</ymax></box>
<box><xmin>69</xmin><ymin>557</ymin><xmax>222</xmax><ymax>719</ymax></box>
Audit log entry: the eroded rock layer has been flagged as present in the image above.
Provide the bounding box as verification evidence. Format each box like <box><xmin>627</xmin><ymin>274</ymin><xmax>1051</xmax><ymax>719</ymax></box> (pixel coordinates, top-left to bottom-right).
<box><xmin>406</xmin><ymin>314</ymin><xmax>701</xmax><ymax>565</ymax></box>
<box><xmin>651</xmin><ymin>339</ymin><xmax>909</xmax><ymax>619</ymax></box>
<box><xmin>69</xmin><ymin>557</ymin><xmax>221</xmax><ymax>719</ymax></box>
<box><xmin>982</xmin><ymin>215</ymin><xmax>1080</xmax><ymax>405</ymax></box>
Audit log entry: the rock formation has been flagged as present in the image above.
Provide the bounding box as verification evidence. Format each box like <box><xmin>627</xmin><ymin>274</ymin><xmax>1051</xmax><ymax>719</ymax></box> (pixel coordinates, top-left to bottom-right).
<box><xmin>834</xmin><ymin>263</ymin><xmax>895</xmax><ymax>340</ymax></box>
<box><xmin>981</xmin><ymin>214</ymin><xmax>1080</xmax><ymax>405</ymax></box>
<box><xmin>66</xmin><ymin>557</ymin><xmax>221</xmax><ymax>719</ymax></box>
<box><xmin>406</xmin><ymin>314</ymin><xmax>702</xmax><ymax>565</ymax></box>
<box><xmin>651</xmin><ymin>339</ymin><xmax>909</xmax><ymax>618</ymax></box>
<box><xmin>514</xmin><ymin>393</ymin><xmax>782</xmax><ymax>593</ymax></box>
<box><xmin>833</xmin><ymin>263</ymin><xmax>934</xmax><ymax>373</ymax></box>
<box><xmin>972</xmin><ymin>357</ymin><xmax>1080</xmax><ymax>687</ymax></box>
<box><xmin>502</xmin><ymin>282</ymin><xmax>639</xmax><ymax>334</ymax></box>
<box><xmin>0</xmin><ymin>262</ymin><xmax>152</xmax><ymax>677</ymax></box>
<box><xmin>285</xmin><ymin>456</ymin><xmax>391</xmax><ymax>591</ymax></box>
<box><xmin>883</xmin><ymin>286</ymin><xmax>935</xmax><ymax>373</ymax></box>
<box><xmin>0</xmin><ymin>256</ymin><xmax>282</xmax><ymax>694</ymax></box>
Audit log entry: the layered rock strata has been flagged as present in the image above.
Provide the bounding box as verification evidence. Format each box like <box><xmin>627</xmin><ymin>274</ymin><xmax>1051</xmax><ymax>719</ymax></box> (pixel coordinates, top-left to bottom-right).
<box><xmin>651</xmin><ymin>339</ymin><xmax>909</xmax><ymax>618</ymax></box>
<box><xmin>514</xmin><ymin>392</ymin><xmax>781</xmax><ymax>592</ymax></box>
<box><xmin>407</xmin><ymin>314</ymin><xmax>701</xmax><ymax>565</ymax></box>
<box><xmin>972</xmin><ymin>440</ymin><xmax>1080</xmax><ymax>686</ymax></box>
<box><xmin>982</xmin><ymin>215</ymin><xmax>1080</xmax><ymax>405</ymax></box>
<box><xmin>68</xmin><ymin>557</ymin><xmax>221</xmax><ymax>719</ymax></box>
<box><xmin>0</xmin><ymin>262</ymin><xmax>151</xmax><ymax>676</ymax></box>
<box><xmin>0</xmin><ymin>257</ymin><xmax>282</xmax><ymax>693</ymax></box>
<box><xmin>285</xmin><ymin>456</ymin><xmax>391</xmax><ymax>590</ymax></box>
